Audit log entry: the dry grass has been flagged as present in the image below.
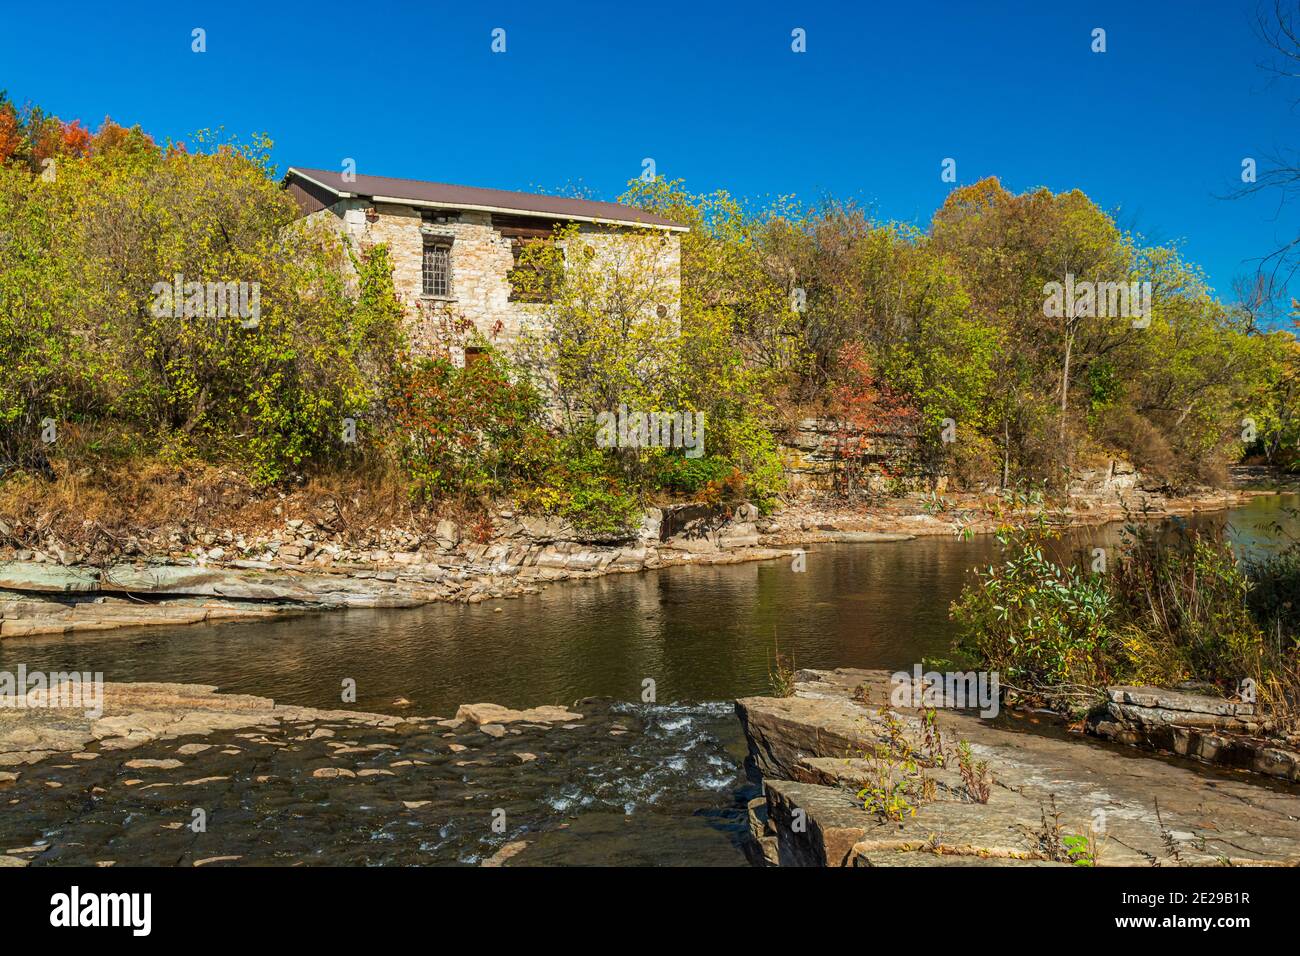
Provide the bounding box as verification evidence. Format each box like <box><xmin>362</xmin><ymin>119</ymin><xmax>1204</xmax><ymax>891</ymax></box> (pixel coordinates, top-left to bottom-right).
<box><xmin>0</xmin><ymin>448</ymin><xmax>469</xmax><ymax>560</ymax></box>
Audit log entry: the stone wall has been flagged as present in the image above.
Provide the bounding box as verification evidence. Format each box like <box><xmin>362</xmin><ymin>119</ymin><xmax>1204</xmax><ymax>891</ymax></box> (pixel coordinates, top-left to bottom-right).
<box><xmin>305</xmin><ymin>198</ymin><xmax>682</xmax><ymax>361</ymax></box>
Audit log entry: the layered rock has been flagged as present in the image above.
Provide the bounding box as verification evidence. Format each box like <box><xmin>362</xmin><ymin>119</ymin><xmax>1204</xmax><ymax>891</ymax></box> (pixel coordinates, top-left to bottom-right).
<box><xmin>779</xmin><ymin>416</ymin><xmax>934</xmax><ymax>494</ymax></box>
<box><xmin>0</xmin><ymin>503</ymin><xmax>799</xmax><ymax>637</ymax></box>
<box><xmin>737</xmin><ymin>668</ymin><xmax>1300</xmax><ymax>867</ymax></box>
<box><xmin>1087</xmin><ymin>685</ymin><xmax>1300</xmax><ymax>781</ymax></box>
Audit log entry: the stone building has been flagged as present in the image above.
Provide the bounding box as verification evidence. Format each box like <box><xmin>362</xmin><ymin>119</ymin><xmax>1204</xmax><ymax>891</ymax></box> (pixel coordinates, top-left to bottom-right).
<box><xmin>282</xmin><ymin>167</ymin><xmax>686</xmax><ymax>359</ymax></box>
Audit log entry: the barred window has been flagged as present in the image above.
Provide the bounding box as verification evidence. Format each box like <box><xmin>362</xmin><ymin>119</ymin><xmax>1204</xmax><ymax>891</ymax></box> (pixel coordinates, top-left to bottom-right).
<box><xmin>422</xmin><ymin>240</ymin><xmax>451</xmax><ymax>297</ymax></box>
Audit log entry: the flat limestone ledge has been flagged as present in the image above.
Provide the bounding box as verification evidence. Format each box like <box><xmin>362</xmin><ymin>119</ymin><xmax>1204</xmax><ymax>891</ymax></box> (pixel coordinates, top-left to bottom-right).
<box><xmin>763</xmin><ymin>779</ymin><xmax>1074</xmax><ymax>867</ymax></box>
<box><xmin>0</xmin><ymin>544</ymin><xmax>798</xmax><ymax>638</ymax></box>
<box><xmin>0</xmin><ymin>562</ymin><xmax>446</xmax><ymax>603</ymax></box>
<box><xmin>0</xmin><ymin>592</ymin><xmax>314</xmax><ymax>638</ymax></box>
<box><xmin>0</xmin><ymin>682</ymin><xmax>416</xmax><ymax>768</ymax></box>
<box><xmin>738</xmin><ymin>667</ymin><xmax>1300</xmax><ymax>867</ymax></box>
<box><xmin>0</xmin><ymin>681</ymin><xmax>585</xmax><ymax>774</ymax></box>
<box><xmin>1089</xmin><ymin>718</ymin><xmax>1300</xmax><ymax>782</ymax></box>
<box><xmin>735</xmin><ymin>668</ymin><xmax>903</xmax><ymax>781</ymax></box>
<box><xmin>1107</xmin><ymin>685</ymin><xmax>1256</xmax><ymax>717</ymax></box>
<box><xmin>1104</xmin><ymin>701</ymin><xmax>1264</xmax><ymax>732</ymax></box>
<box><xmin>1088</xmin><ymin>717</ymin><xmax>1299</xmax><ymax>784</ymax></box>
<box><xmin>758</xmin><ymin>487</ymin><xmax>1273</xmax><ymax>547</ymax></box>
<box><xmin>812</xmin><ymin>531</ymin><xmax>916</xmax><ymax>544</ymax></box>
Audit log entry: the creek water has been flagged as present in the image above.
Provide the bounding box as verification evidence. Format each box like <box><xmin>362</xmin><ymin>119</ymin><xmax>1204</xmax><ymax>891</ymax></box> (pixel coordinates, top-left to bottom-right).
<box><xmin>2</xmin><ymin>495</ymin><xmax>1296</xmax><ymax>866</ymax></box>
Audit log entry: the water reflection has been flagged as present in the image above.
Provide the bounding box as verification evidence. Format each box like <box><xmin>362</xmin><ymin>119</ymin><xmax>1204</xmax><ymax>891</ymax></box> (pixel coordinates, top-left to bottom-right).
<box><xmin>4</xmin><ymin>496</ymin><xmax>1297</xmax><ymax>716</ymax></box>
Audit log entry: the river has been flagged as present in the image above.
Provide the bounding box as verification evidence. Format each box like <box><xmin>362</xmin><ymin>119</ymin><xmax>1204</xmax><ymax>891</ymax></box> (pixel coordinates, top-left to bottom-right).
<box><xmin>2</xmin><ymin>495</ymin><xmax>1296</xmax><ymax>865</ymax></box>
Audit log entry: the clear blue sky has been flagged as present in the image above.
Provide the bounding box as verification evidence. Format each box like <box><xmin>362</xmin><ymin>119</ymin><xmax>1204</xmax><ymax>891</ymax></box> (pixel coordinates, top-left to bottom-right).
<box><xmin>2</xmin><ymin>0</ymin><xmax>1297</xmax><ymax>309</ymax></box>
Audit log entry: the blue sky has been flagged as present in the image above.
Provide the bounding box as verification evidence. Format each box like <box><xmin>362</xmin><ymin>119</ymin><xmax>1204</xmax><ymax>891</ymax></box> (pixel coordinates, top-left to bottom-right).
<box><xmin>2</xmin><ymin>0</ymin><xmax>1297</xmax><ymax>310</ymax></box>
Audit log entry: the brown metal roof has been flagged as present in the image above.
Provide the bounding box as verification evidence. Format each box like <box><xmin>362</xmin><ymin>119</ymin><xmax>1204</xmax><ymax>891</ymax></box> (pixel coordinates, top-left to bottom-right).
<box><xmin>284</xmin><ymin>167</ymin><xmax>686</xmax><ymax>231</ymax></box>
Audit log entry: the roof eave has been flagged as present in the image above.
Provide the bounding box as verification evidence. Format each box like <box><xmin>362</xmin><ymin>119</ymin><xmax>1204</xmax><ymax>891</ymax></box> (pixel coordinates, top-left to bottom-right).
<box><xmin>285</xmin><ymin>167</ymin><xmax>688</xmax><ymax>233</ymax></box>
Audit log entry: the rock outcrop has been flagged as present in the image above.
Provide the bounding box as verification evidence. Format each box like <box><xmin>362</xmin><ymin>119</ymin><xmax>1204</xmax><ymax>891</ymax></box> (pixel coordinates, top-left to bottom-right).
<box><xmin>779</xmin><ymin>416</ymin><xmax>932</xmax><ymax>494</ymax></box>
<box><xmin>0</xmin><ymin>503</ymin><xmax>799</xmax><ymax>637</ymax></box>
<box><xmin>737</xmin><ymin>668</ymin><xmax>1300</xmax><ymax>867</ymax></box>
<box><xmin>1087</xmin><ymin>685</ymin><xmax>1300</xmax><ymax>782</ymax></box>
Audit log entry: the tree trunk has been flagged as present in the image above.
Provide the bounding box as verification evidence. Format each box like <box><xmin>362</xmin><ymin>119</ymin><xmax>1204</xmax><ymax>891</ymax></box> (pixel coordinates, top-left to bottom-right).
<box><xmin>1059</xmin><ymin>327</ymin><xmax>1074</xmax><ymax>461</ymax></box>
<box><xmin>1002</xmin><ymin>414</ymin><xmax>1010</xmax><ymax>489</ymax></box>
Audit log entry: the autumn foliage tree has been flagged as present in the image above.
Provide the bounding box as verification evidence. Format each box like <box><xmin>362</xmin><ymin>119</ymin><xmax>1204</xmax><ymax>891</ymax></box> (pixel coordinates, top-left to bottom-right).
<box><xmin>0</xmin><ymin>99</ymin><xmax>20</xmax><ymax>164</ymax></box>
<box><xmin>0</xmin><ymin>93</ymin><xmax>156</xmax><ymax>173</ymax></box>
<box><xmin>624</xmin><ymin>174</ymin><xmax>1297</xmax><ymax>491</ymax></box>
<box><xmin>828</xmin><ymin>342</ymin><xmax>919</xmax><ymax>494</ymax></box>
<box><xmin>0</xmin><ymin>102</ymin><xmax>405</xmax><ymax>485</ymax></box>
<box><xmin>2</xmin><ymin>91</ymin><xmax>1296</xmax><ymax>528</ymax></box>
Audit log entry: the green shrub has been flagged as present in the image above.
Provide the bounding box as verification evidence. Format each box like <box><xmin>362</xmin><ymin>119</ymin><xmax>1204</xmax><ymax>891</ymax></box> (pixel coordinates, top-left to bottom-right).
<box><xmin>388</xmin><ymin>349</ymin><xmax>547</xmax><ymax>501</ymax></box>
<box><xmin>950</xmin><ymin>521</ymin><xmax>1115</xmax><ymax>691</ymax></box>
<box><xmin>1108</xmin><ymin>523</ymin><xmax>1267</xmax><ymax>688</ymax></box>
<box><xmin>952</xmin><ymin>515</ymin><xmax>1299</xmax><ymax>717</ymax></box>
<box><xmin>1245</xmin><ymin>532</ymin><xmax>1300</xmax><ymax>651</ymax></box>
<box><xmin>652</xmin><ymin>454</ymin><xmax>733</xmax><ymax>495</ymax></box>
<box><xmin>515</xmin><ymin>433</ymin><xmax>642</xmax><ymax>537</ymax></box>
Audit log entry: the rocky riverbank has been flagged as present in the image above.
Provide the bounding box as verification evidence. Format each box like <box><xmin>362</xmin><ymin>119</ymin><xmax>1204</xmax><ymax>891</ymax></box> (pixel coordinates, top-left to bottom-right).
<box><xmin>735</xmin><ymin>668</ymin><xmax>1300</xmax><ymax>867</ymax></box>
<box><xmin>0</xmin><ymin>472</ymin><xmax>1288</xmax><ymax>637</ymax></box>
<box><xmin>0</xmin><ymin>502</ymin><xmax>801</xmax><ymax>636</ymax></box>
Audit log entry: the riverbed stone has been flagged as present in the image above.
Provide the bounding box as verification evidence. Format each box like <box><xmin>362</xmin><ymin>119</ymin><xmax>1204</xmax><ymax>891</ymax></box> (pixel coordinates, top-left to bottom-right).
<box><xmin>123</xmin><ymin>758</ymin><xmax>183</xmax><ymax>770</ymax></box>
<box><xmin>454</xmin><ymin>702</ymin><xmax>581</xmax><ymax>726</ymax></box>
<box><xmin>0</xmin><ymin>682</ymin><xmax>406</xmax><ymax>767</ymax></box>
<box><xmin>312</xmin><ymin>767</ymin><xmax>355</xmax><ymax>779</ymax></box>
<box><xmin>481</xmin><ymin>840</ymin><xmax>529</xmax><ymax>867</ymax></box>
